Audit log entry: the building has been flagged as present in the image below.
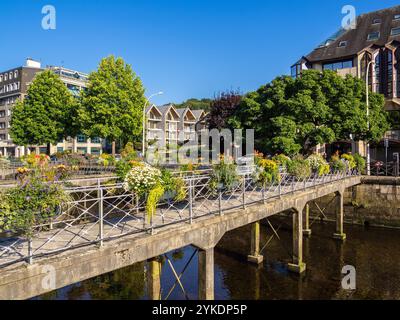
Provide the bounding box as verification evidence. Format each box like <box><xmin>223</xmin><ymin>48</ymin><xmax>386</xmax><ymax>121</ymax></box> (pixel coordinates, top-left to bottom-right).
<box><xmin>145</xmin><ymin>104</ymin><xmax>207</xmax><ymax>155</ymax></box>
<box><xmin>46</xmin><ymin>66</ymin><xmax>103</xmax><ymax>155</ymax></box>
<box><xmin>0</xmin><ymin>58</ymin><xmax>42</xmax><ymax>157</ymax></box>
<box><xmin>0</xmin><ymin>59</ymin><xmax>103</xmax><ymax>157</ymax></box>
<box><xmin>291</xmin><ymin>5</ymin><xmax>400</xmax><ymax>160</ymax></box>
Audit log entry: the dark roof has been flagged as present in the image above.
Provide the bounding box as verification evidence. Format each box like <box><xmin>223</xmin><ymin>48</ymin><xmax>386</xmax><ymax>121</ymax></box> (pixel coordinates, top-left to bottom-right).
<box><xmin>305</xmin><ymin>5</ymin><xmax>400</xmax><ymax>63</ymax></box>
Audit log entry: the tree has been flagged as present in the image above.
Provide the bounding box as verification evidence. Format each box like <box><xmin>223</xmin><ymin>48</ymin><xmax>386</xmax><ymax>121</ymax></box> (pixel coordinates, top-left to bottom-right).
<box><xmin>80</xmin><ymin>56</ymin><xmax>146</xmax><ymax>155</ymax></box>
<box><xmin>174</xmin><ymin>98</ymin><xmax>212</xmax><ymax>111</ymax></box>
<box><xmin>207</xmin><ymin>91</ymin><xmax>242</xmax><ymax>130</ymax></box>
<box><xmin>10</xmin><ymin>70</ymin><xmax>76</xmax><ymax>154</ymax></box>
<box><xmin>229</xmin><ymin>70</ymin><xmax>389</xmax><ymax>156</ymax></box>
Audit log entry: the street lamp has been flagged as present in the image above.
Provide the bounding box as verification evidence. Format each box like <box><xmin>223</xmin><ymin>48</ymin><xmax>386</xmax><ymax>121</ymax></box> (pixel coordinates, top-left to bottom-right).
<box><xmin>365</xmin><ymin>60</ymin><xmax>373</xmax><ymax>176</ymax></box>
<box><xmin>143</xmin><ymin>92</ymin><xmax>164</xmax><ymax>159</ymax></box>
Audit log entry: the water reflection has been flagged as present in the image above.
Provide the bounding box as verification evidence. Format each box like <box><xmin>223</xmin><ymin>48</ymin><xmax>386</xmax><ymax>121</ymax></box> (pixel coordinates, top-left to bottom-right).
<box><xmin>35</xmin><ymin>218</ymin><xmax>400</xmax><ymax>300</ymax></box>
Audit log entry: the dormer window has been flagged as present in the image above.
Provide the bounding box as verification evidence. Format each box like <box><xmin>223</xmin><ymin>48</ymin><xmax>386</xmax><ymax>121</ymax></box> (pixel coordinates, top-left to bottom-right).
<box><xmin>372</xmin><ymin>18</ymin><xmax>382</xmax><ymax>24</ymax></box>
<box><xmin>338</xmin><ymin>41</ymin><xmax>347</xmax><ymax>47</ymax></box>
<box><xmin>391</xmin><ymin>27</ymin><xmax>400</xmax><ymax>36</ymax></box>
<box><xmin>367</xmin><ymin>31</ymin><xmax>380</xmax><ymax>41</ymax></box>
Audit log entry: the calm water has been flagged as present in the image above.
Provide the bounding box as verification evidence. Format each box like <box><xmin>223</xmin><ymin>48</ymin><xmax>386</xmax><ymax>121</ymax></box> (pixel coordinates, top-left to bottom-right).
<box><xmin>35</xmin><ymin>218</ymin><xmax>400</xmax><ymax>300</ymax></box>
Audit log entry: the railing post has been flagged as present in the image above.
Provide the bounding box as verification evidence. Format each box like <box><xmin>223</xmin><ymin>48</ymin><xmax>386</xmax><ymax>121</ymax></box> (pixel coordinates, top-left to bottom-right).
<box><xmin>262</xmin><ymin>182</ymin><xmax>266</xmax><ymax>204</ymax></box>
<box><xmin>189</xmin><ymin>179</ymin><xmax>194</xmax><ymax>224</ymax></box>
<box><xmin>279</xmin><ymin>183</ymin><xmax>282</xmax><ymax>198</ymax></box>
<box><xmin>98</xmin><ymin>186</ymin><xmax>104</xmax><ymax>247</ymax></box>
<box><xmin>218</xmin><ymin>190</ymin><xmax>222</xmax><ymax>216</ymax></box>
<box><xmin>292</xmin><ymin>178</ymin><xmax>295</xmax><ymax>193</ymax></box>
<box><xmin>27</xmin><ymin>237</ymin><xmax>33</xmax><ymax>265</ymax></box>
<box><xmin>242</xmin><ymin>175</ymin><xmax>246</xmax><ymax>210</ymax></box>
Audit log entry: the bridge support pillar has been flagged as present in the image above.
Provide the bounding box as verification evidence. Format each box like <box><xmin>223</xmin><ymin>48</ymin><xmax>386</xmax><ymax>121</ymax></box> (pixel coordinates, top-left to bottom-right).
<box><xmin>198</xmin><ymin>247</ymin><xmax>214</xmax><ymax>300</ymax></box>
<box><xmin>288</xmin><ymin>208</ymin><xmax>306</xmax><ymax>274</ymax></box>
<box><xmin>333</xmin><ymin>191</ymin><xmax>346</xmax><ymax>241</ymax></box>
<box><xmin>147</xmin><ymin>258</ymin><xmax>162</xmax><ymax>300</ymax></box>
<box><xmin>248</xmin><ymin>221</ymin><xmax>264</xmax><ymax>264</ymax></box>
<box><xmin>303</xmin><ymin>204</ymin><xmax>312</xmax><ymax>237</ymax></box>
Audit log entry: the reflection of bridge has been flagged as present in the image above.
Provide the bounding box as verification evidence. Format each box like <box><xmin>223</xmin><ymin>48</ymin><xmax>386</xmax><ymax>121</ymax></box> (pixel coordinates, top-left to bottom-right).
<box><xmin>0</xmin><ymin>171</ymin><xmax>361</xmax><ymax>300</ymax></box>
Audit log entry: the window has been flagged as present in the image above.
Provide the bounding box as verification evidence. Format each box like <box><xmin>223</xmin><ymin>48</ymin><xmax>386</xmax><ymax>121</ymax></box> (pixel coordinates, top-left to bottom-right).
<box><xmin>77</xmin><ymin>134</ymin><xmax>86</xmax><ymax>143</ymax></box>
<box><xmin>338</xmin><ymin>41</ymin><xmax>347</xmax><ymax>47</ymax></box>
<box><xmin>387</xmin><ymin>51</ymin><xmax>393</xmax><ymax>96</ymax></box>
<box><xmin>0</xmin><ymin>134</ymin><xmax>5</xmax><ymax>141</ymax></box>
<box><xmin>0</xmin><ymin>123</ymin><xmax>5</xmax><ymax>129</ymax></box>
<box><xmin>77</xmin><ymin>147</ymin><xmax>87</xmax><ymax>154</ymax></box>
<box><xmin>91</xmin><ymin>148</ymin><xmax>101</xmax><ymax>155</ymax></box>
<box><xmin>323</xmin><ymin>59</ymin><xmax>353</xmax><ymax>71</ymax></box>
<box><xmin>14</xmin><ymin>70</ymin><xmax>18</xmax><ymax>78</ymax></box>
<box><xmin>91</xmin><ymin>137</ymin><xmax>101</xmax><ymax>143</ymax></box>
<box><xmin>372</xmin><ymin>18</ymin><xmax>382</xmax><ymax>24</ymax></box>
<box><xmin>391</xmin><ymin>27</ymin><xmax>400</xmax><ymax>36</ymax></box>
<box><xmin>291</xmin><ymin>63</ymin><xmax>302</xmax><ymax>78</ymax></box>
<box><xmin>368</xmin><ymin>32</ymin><xmax>380</xmax><ymax>41</ymax></box>
<box><xmin>57</xmin><ymin>147</ymin><xmax>64</xmax><ymax>153</ymax></box>
<box><xmin>374</xmin><ymin>53</ymin><xmax>381</xmax><ymax>93</ymax></box>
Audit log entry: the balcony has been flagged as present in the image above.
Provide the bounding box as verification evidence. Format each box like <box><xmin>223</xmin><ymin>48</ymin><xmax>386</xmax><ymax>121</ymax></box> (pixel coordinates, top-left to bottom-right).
<box><xmin>385</xmin><ymin>130</ymin><xmax>400</xmax><ymax>141</ymax></box>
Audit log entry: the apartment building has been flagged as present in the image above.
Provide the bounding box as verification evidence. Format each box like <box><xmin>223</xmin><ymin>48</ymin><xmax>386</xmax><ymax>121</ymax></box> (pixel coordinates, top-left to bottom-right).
<box><xmin>0</xmin><ymin>59</ymin><xmax>102</xmax><ymax>157</ymax></box>
<box><xmin>0</xmin><ymin>58</ymin><xmax>42</xmax><ymax>157</ymax></box>
<box><xmin>145</xmin><ymin>104</ymin><xmax>207</xmax><ymax>151</ymax></box>
<box><xmin>291</xmin><ymin>5</ymin><xmax>400</xmax><ymax>160</ymax></box>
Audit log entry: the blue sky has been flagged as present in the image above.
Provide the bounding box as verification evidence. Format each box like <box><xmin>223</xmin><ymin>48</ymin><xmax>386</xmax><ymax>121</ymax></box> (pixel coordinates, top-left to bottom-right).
<box><xmin>0</xmin><ymin>0</ymin><xmax>399</xmax><ymax>104</ymax></box>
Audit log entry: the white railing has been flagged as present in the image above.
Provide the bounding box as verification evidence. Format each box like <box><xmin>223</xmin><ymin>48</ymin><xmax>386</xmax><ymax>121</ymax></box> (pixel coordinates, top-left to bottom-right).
<box><xmin>0</xmin><ymin>170</ymin><xmax>359</xmax><ymax>268</ymax></box>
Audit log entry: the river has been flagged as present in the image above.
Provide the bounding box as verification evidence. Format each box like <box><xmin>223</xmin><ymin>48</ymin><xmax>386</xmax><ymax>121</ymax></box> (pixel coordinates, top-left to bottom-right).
<box><xmin>34</xmin><ymin>217</ymin><xmax>400</xmax><ymax>300</ymax></box>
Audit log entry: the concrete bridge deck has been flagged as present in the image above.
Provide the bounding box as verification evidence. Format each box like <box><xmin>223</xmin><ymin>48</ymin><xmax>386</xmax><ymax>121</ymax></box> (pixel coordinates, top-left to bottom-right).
<box><xmin>0</xmin><ymin>173</ymin><xmax>361</xmax><ymax>300</ymax></box>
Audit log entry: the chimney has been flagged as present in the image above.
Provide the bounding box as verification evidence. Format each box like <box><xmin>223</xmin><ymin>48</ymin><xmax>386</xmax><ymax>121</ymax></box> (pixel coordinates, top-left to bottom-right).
<box><xmin>25</xmin><ymin>58</ymin><xmax>41</xmax><ymax>69</ymax></box>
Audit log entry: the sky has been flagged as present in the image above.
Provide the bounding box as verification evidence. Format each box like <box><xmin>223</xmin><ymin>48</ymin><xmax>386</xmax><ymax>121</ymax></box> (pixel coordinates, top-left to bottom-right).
<box><xmin>0</xmin><ymin>0</ymin><xmax>399</xmax><ymax>105</ymax></box>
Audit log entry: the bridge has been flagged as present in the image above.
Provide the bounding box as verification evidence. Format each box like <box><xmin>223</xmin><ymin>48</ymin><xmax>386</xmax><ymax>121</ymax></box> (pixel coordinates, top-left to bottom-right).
<box><xmin>0</xmin><ymin>171</ymin><xmax>361</xmax><ymax>300</ymax></box>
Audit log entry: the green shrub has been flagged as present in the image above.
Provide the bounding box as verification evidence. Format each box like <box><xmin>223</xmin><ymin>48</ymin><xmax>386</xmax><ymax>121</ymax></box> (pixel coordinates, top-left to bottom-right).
<box><xmin>210</xmin><ymin>160</ymin><xmax>239</xmax><ymax>191</ymax></box>
<box><xmin>272</xmin><ymin>154</ymin><xmax>291</xmax><ymax>169</ymax></box>
<box><xmin>341</xmin><ymin>154</ymin><xmax>356</xmax><ymax>169</ymax></box>
<box><xmin>353</xmin><ymin>153</ymin><xmax>366</xmax><ymax>173</ymax></box>
<box><xmin>330</xmin><ymin>155</ymin><xmax>346</xmax><ymax>173</ymax></box>
<box><xmin>306</xmin><ymin>154</ymin><xmax>330</xmax><ymax>176</ymax></box>
<box><xmin>287</xmin><ymin>156</ymin><xmax>312</xmax><ymax>179</ymax></box>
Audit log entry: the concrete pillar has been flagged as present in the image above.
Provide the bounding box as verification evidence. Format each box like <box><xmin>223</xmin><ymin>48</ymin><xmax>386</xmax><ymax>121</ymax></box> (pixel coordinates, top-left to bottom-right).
<box><xmin>73</xmin><ymin>138</ymin><xmax>78</xmax><ymax>153</ymax></box>
<box><xmin>3</xmin><ymin>147</ymin><xmax>7</xmax><ymax>157</ymax></box>
<box><xmin>303</xmin><ymin>204</ymin><xmax>312</xmax><ymax>237</ymax></box>
<box><xmin>288</xmin><ymin>208</ymin><xmax>306</xmax><ymax>274</ymax></box>
<box><xmin>333</xmin><ymin>192</ymin><xmax>346</xmax><ymax>241</ymax></box>
<box><xmin>248</xmin><ymin>221</ymin><xmax>264</xmax><ymax>264</ymax></box>
<box><xmin>147</xmin><ymin>258</ymin><xmax>162</xmax><ymax>300</ymax></box>
<box><xmin>198</xmin><ymin>247</ymin><xmax>214</xmax><ymax>300</ymax></box>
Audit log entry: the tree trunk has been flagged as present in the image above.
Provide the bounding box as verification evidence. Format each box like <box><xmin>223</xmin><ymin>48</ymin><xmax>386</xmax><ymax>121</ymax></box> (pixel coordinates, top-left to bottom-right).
<box><xmin>46</xmin><ymin>143</ymin><xmax>51</xmax><ymax>156</ymax></box>
<box><xmin>112</xmin><ymin>141</ymin><xmax>116</xmax><ymax>156</ymax></box>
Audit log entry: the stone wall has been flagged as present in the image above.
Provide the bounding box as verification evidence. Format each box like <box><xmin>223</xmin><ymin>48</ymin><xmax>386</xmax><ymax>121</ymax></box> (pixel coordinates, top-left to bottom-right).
<box><xmin>311</xmin><ymin>177</ymin><xmax>400</xmax><ymax>228</ymax></box>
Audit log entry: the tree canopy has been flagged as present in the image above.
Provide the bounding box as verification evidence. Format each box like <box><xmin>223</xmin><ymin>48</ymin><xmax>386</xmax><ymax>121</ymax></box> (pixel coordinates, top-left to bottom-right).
<box><xmin>229</xmin><ymin>70</ymin><xmax>389</xmax><ymax>156</ymax></box>
<box><xmin>207</xmin><ymin>91</ymin><xmax>242</xmax><ymax>130</ymax></box>
<box><xmin>174</xmin><ymin>98</ymin><xmax>212</xmax><ymax>111</ymax></box>
<box><xmin>10</xmin><ymin>70</ymin><xmax>77</xmax><ymax>153</ymax></box>
<box><xmin>80</xmin><ymin>55</ymin><xmax>146</xmax><ymax>155</ymax></box>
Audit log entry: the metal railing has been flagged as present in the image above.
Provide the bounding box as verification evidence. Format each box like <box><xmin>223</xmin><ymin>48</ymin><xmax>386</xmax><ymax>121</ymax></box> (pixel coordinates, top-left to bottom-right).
<box><xmin>0</xmin><ymin>170</ymin><xmax>359</xmax><ymax>268</ymax></box>
<box><xmin>0</xmin><ymin>161</ymin><xmax>116</xmax><ymax>180</ymax></box>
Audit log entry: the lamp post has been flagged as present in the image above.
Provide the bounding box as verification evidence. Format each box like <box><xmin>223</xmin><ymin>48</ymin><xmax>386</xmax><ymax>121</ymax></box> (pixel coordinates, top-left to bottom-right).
<box><xmin>143</xmin><ymin>92</ymin><xmax>164</xmax><ymax>160</ymax></box>
<box><xmin>365</xmin><ymin>60</ymin><xmax>373</xmax><ymax>176</ymax></box>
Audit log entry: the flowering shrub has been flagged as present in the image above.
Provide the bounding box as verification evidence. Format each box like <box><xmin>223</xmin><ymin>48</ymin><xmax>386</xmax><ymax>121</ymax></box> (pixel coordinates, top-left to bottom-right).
<box><xmin>330</xmin><ymin>155</ymin><xmax>346</xmax><ymax>173</ymax></box>
<box><xmin>210</xmin><ymin>159</ymin><xmax>239</xmax><ymax>191</ymax></box>
<box><xmin>341</xmin><ymin>154</ymin><xmax>356</xmax><ymax>170</ymax></box>
<box><xmin>256</xmin><ymin>159</ymin><xmax>280</xmax><ymax>184</ymax></box>
<box><xmin>123</xmin><ymin>163</ymin><xmax>162</xmax><ymax>196</ymax></box>
<box><xmin>22</xmin><ymin>154</ymin><xmax>50</xmax><ymax>169</ymax></box>
<box><xmin>287</xmin><ymin>155</ymin><xmax>312</xmax><ymax>179</ymax></box>
<box><xmin>0</xmin><ymin>167</ymin><xmax>71</xmax><ymax>237</ymax></box>
<box><xmin>272</xmin><ymin>154</ymin><xmax>291</xmax><ymax>169</ymax></box>
<box><xmin>306</xmin><ymin>154</ymin><xmax>330</xmax><ymax>176</ymax></box>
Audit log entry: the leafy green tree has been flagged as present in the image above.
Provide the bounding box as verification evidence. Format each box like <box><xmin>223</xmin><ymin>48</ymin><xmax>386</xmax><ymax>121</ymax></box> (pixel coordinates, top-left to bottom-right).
<box><xmin>229</xmin><ymin>70</ymin><xmax>389</xmax><ymax>155</ymax></box>
<box><xmin>10</xmin><ymin>70</ymin><xmax>77</xmax><ymax>154</ymax></box>
<box><xmin>80</xmin><ymin>56</ymin><xmax>146</xmax><ymax>155</ymax></box>
<box><xmin>174</xmin><ymin>98</ymin><xmax>212</xmax><ymax>111</ymax></box>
